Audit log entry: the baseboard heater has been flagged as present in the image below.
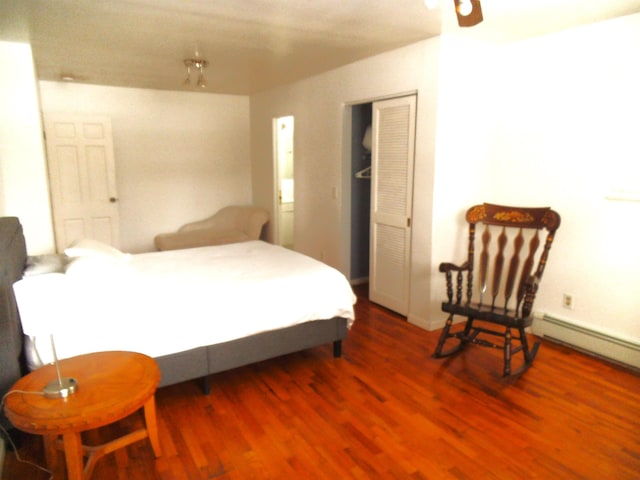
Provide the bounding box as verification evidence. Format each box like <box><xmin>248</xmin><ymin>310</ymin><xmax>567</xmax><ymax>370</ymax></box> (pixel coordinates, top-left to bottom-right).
<box><xmin>533</xmin><ymin>314</ymin><xmax>640</xmax><ymax>371</ymax></box>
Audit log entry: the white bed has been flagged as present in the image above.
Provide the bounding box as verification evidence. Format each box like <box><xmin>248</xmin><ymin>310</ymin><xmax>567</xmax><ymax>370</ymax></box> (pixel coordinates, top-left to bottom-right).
<box><xmin>13</xmin><ymin>239</ymin><xmax>356</xmax><ymax>387</ymax></box>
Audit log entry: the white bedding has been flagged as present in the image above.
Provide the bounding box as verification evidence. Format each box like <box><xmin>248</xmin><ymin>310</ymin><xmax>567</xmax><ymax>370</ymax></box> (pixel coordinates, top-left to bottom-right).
<box><xmin>16</xmin><ymin>241</ymin><xmax>356</xmax><ymax>368</ymax></box>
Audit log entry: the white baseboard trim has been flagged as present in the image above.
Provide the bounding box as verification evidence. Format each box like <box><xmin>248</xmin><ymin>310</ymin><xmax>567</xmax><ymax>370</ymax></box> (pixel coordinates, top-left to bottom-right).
<box><xmin>532</xmin><ymin>314</ymin><xmax>640</xmax><ymax>370</ymax></box>
<box><xmin>408</xmin><ymin>313</ymin><xmax>434</xmax><ymax>331</ymax></box>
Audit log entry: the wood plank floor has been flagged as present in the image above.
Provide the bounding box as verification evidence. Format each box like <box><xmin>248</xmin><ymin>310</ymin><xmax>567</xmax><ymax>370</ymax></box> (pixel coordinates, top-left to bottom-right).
<box><xmin>4</xmin><ymin>285</ymin><xmax>640</xmax><ymax>479</ymax></box>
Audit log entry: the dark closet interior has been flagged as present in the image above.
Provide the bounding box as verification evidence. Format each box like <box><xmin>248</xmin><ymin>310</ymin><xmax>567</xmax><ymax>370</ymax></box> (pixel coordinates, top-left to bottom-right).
<box><xmin>350</xmin><ymin>102</ymin><xmax>372</xmax><ymax>284</ymax></box>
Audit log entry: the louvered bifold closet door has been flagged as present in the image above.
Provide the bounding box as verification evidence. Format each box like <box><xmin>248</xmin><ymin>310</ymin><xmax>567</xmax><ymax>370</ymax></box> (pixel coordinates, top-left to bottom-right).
<box><xmin>369</xmin><ymin>95</ymin><xmax>416</xmax><ymax>316</ymax></box>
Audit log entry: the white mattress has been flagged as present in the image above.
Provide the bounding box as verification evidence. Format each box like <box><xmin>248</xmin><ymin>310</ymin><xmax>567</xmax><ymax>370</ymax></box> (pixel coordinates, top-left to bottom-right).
<box><xmin>16</xmin><ymin>241</ymin><xmax>356</xmax><ymax>368</ymax></box>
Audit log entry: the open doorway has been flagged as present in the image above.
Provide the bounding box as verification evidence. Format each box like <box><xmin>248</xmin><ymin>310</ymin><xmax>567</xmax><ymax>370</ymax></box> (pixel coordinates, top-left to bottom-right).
<box><xmin>349</xmin><ymin>103</ymin><xmax>373</xmax><ymax>284</ymax></box>
<box><xmin>273</xmin><ymin>116</ymin><xmax>295</xmax><ymax>249</ymax></box>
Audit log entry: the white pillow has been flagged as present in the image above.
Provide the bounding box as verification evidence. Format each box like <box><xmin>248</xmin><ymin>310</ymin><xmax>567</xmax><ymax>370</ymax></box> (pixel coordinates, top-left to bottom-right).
<box><xmin>65</xmin><ymin>255</ymin><xmax>133</xmax><ymax>280</ymax></box>
<box><xmin>64</xmin><ymin>238</ymin><xmax>130</xmax><ymax>262</ymax></box>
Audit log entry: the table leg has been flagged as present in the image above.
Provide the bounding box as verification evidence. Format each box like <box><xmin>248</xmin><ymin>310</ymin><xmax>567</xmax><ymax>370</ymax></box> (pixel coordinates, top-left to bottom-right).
<box><xmin>43</xmin><ymin>434</ymin><xmax>59</xmax><ymax>472</ymax></box>
<box><xmin>62</xmin><ymin>432</ymin><xmax>85</xmax><ymax>480</ymax></box>
<box><xmin>143</xmin><ymin>395</ymin><xmax>162</xmax><ymax>457</ymax></box>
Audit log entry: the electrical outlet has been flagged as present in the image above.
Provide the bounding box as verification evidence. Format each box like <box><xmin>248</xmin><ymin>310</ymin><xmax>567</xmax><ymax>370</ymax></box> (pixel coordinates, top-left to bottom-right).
<box><xmin>562</xmin><ymin>293</ymin><xmax>574</xmax><ymax>310</ymax></box>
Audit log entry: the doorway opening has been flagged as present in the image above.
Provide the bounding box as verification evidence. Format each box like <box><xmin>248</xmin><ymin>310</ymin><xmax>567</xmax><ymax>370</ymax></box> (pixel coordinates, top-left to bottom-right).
<box><xmin>273</xmin><ymin>116</ymin><xmax>295</xmax><ymax>249</ymax></box>
<box><xmin>349</xmin><ymin>103</ymin><xmax>373</xmax><ymax>285</ymax></box>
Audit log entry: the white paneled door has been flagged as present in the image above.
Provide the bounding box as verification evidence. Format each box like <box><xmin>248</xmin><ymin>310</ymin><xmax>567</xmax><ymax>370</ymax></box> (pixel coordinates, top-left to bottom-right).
<box><xmin>369</xmin><ymin>95</ymin><xmax>416</xmax><ymax>315</ymax></box>
<box><xmin>44</xmin><ymin>114</ymin><xmax>120</xmax><ymax>252</ymax></box>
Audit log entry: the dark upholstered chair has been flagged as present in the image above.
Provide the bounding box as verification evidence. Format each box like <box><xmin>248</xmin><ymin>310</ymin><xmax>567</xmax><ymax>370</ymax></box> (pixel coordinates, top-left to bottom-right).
<box><xmin>0</xmin><ymin>217</ymin><xmax>27</xmax><ymax>431</ymax></box>
<box><xmin>433</xmin><ymin>203</ymin><xmax>561</xmax><ymax>376</ymax></box>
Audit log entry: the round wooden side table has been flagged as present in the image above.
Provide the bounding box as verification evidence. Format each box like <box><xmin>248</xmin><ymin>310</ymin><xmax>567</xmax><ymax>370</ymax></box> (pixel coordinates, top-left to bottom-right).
<box><xmin>3</xmin><ymin>351</ymin><xmax>162</xmax><ymax>480</ymax></box>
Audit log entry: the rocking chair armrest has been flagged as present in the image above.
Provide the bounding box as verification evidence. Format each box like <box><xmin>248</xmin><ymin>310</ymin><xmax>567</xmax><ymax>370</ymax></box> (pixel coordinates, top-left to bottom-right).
<box><xmin>438</xmin><ymin>261</ymin><xmax>470</xmax><ymax>273</ymax></box>
<box><xmin>439</xmin><ymin>261</ymin><xmax>470</xmax><ymax>305</ymax></box>
<box><xmin>523</xmin><ymin>274</ymin><xmax>541</xmax><ymax>293</ymax></box>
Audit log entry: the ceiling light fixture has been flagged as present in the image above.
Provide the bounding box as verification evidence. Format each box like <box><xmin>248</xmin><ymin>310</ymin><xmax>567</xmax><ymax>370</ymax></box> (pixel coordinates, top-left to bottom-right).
<box><xmin>454</xmin><ymin>0</ymin><xmax>483</xmax><ymax>27</ymax></box>
<box><xmin>183</xmin><ymin>58</ymin><xmax>209</xmax><ymax>89</ymax></box>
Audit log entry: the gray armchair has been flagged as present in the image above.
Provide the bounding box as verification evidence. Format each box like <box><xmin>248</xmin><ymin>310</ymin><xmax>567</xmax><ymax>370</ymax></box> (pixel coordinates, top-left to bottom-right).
<box><xmin>154</xmin><ymin>205</ymin><xmax>269</xmax><ymax>251</ymax></box>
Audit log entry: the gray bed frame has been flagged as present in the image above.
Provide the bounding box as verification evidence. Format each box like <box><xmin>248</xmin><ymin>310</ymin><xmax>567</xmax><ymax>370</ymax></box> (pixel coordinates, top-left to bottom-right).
<box><xmin>0</xmin><ymin>217</ymin><xmax>348</xmax><ymax>414</ymax></box>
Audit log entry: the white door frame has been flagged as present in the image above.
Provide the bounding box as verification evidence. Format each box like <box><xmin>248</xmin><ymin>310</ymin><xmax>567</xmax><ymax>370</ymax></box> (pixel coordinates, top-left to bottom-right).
<box><xmin>272</xmin><ymin>115</ymin><xmax>295</xmax><ymax>248</ymax></box>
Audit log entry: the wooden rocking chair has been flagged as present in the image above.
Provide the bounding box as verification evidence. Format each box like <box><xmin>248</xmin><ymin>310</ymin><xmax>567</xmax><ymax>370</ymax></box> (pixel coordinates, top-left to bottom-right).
<box><xmin>433</xmin><ymin>203</ymin><xmax>561</xmax><ymax>376</ymax></box>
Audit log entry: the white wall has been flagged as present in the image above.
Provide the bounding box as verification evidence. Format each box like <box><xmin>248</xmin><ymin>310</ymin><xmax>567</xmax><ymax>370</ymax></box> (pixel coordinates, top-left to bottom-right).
<box><xmin>0</xmin><ymin>41</ymin><xmax>56</xmax><ymax>255</ymax></box>
<box><xmin>490</xmin><ymin>14</ymin><xmax>640</xmax><ymax>344</ymax></box>
<box><xmin>250</xmin><ymin>38</ymin><xmax>443</xmax><ymax>329</ymax></box>
<box><xmin>427</xmin><ymin>35</ymin><xmax>500</xmax><ymax>329</ymax></box>
<box><xmin>39</xmin><ymin>82</ymin><xmax>251</xmax><ymax>252</ymax></box>
<box><xmin>428</xmin><ymin>14</ymin><xmax>640</xmax><ymax>365</ymax></box>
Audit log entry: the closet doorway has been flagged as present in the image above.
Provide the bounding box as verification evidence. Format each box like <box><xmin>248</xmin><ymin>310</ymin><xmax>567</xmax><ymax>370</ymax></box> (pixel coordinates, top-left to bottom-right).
<box><xmin>348</xmin><ymin>95</ymin><xmax>416</xmax><ymax>316</ymax></box>
<box><xmin>273</xmin><ymin>116</ymin><xmax>295</xmax><ymax>249</ymax></box>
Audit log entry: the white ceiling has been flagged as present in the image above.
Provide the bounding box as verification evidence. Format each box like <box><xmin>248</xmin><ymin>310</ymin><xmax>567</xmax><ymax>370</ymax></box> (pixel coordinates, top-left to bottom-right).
<box><xmin>2</xmin><ymin>0</ymin><xmax>639</xmax><ymax>95</ymax></box>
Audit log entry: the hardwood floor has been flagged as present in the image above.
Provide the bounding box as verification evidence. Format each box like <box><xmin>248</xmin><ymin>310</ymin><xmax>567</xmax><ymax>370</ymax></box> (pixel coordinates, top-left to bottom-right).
<box><xmin>4</xmin><ymin>285</ymin><xmax>640</xmax><ymax>479</ymax></box>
